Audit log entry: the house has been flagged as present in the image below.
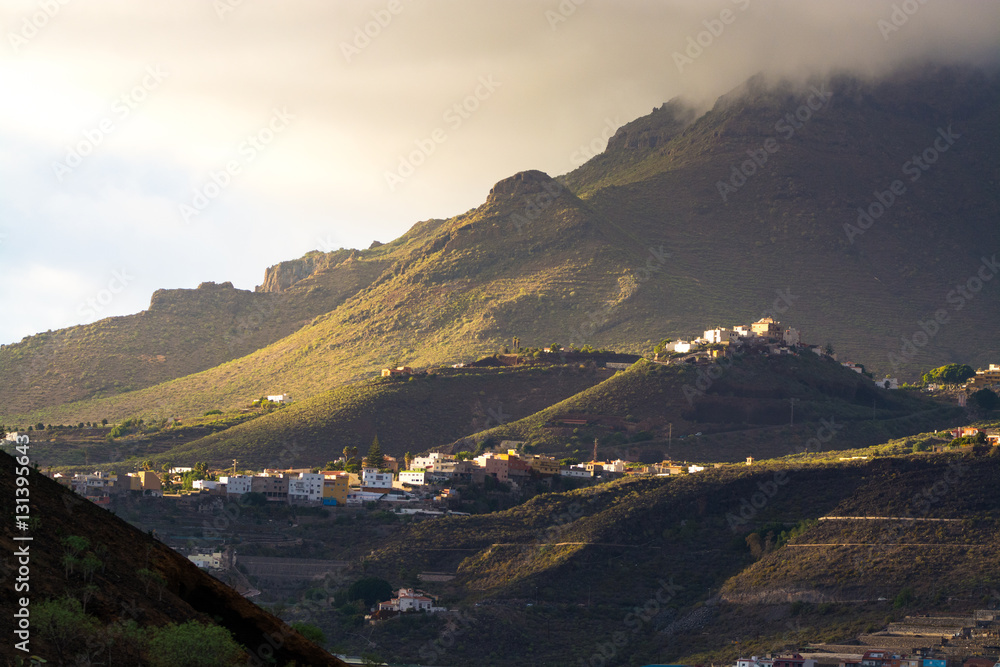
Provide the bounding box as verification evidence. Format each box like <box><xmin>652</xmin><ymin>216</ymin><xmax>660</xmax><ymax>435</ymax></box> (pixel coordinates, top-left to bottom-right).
<box><xmin>431</xmin><ymin>460</ymin><xmax>485</xmax><ymax>484</ymax></box>
<box><xmin>412</xmin><ymin>452</ymin><xmax>454</xmax><ymax>471</ymax></box>
<box><xmin>949</xmin><ymin>427</ymin><xmax>980</xmax><ymax>439</ymax></box>
<box><xmin>704</xmin><ymin>328</ymin><xmax>741</xmax><ymax>344</ymax></box>
<box><xmin>192</xmin><ymin>480</ymin><xmax>220</xmax><ymax>491</ymax></box>
<box><xmin>862</xmin><ymin>651</ymin><xmax>892</xmax><ymax>667</ymax></box>
<box><xmin>188</xmin><ymin>552</ymin><xmax>224</xmax><ymax>569</ymax></box>
<box><xmin>250</xmin><ymin>474</ymin><xmax>288</xmax><ymax>502</ymax></box>
<box><xmin>287</xmin><ymin>472</ymin><xmax>324</xmax><ymax>503</ymax></box>
<box><xmin>970</xmin><ymin>363</ymin><xmax>1000</xmax><ymax>387</ymax></box>
<box><xmin>266</xmin><ymin>393</ymin><xmax>291</xmax><ymax>404</ymax></box>
<box><xmin>507</xmin><ymin>457</ymin><xmax>532</xmax><ymax>483</ymax></box>
<box><xmin>398</xmin><ymin>470</ymin><xmax>426</xmax><ymax>486</ymax></box>
<box><xmin>381</xmin><ymin>366</ymin><xmax>412</xmax><ymax>377</ymax></box>
<box><xmin>842</xmin><ymin>362</ymin><xmax>864</xmax><ymax>374</ymax></box>
<box><xmin>671</xmin><ymin>340</ymin><xmax>694</xmax><ymax>354</ymax></box>
<box><xmin>878</xmin><ymin>377</ymin><xmax>899</xmax><ymax>389</ymax></box>
<box><xmin>219</xmin><ymin>475</ymin><xmax>252</xmax><ymax>495</ymax></box>
<box><xmin>751</xmin><ymin>317</ymin><xmax>783</xmax><ymax>341</ymax></box>
<box><xmin>321</xmin><ymin>471</ymin><xmax>350</xmax><ymax>505</ymax></box>
<box><xmin>138</xmin><ymin>471</ymin><xmax>162</xmax><ymax>496</ymax></box>
<box><xmin>475</xmin><ymin>454</ymin><xmax>510</xmax><ymax>482</ymax></box>
<box><xmin>378</xmin><ymin>588</ymin><xmax>444</xmax><ymax>613</ymax></box>
<box><xmin>381</xmin><ymin>454</ymin><xmax>400</xmax><ymax>476</ymax></box>
<box><xmin>737</xmin><ymin>657</ymin><xmax>774</xmax><ymax>667</ymax></box>
<box><xmin>361</xmin><ymin>467</ymin><xmax>393</xmax><ymax>490</ymax></box>
<box><xmin>773</xmin><ymin>654</ymin><xmax>814</xmax><ymax>667</ymax></box>
<box><xmin>560</xmin><ymin>466</ymin><xmax>592</xmax><ymax>478</ymax></box>
<box><xmin>783</xmin><ymin>327</ymin><xmax>801</xmax><ymax>346</ymax></box>
<box><xmin>523</xmin><ymin>454</ymin><xmax>560</xmax><ymax>476</ymax></box>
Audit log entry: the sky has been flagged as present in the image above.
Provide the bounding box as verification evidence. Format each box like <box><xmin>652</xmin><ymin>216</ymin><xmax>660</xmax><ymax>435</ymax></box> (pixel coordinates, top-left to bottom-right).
<box><xmin>1</xmin><ymin>1</ymin><xmax>999</xmax><ymax>345</ymax></box>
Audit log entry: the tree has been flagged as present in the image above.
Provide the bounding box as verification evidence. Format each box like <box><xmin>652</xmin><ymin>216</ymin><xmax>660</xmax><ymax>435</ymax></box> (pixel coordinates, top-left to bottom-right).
<box><xmin>347</xmin><ymin>576</ymin><xmax>393</xmax><ymax>608</ymax></box>
<box><xmin>34</xmin><ymin>597</ymin><xmax>100</xmax><ymax>663</ymax></box>
<box><xmin>343</xmin><ymin>445</ymin><xmax>358</xmax><ymax>466</ymax></box>
<box><xmin>403</xmin><ymin>452</ymin><xmax>412</xmax><ymax>470</ymax></box>
<box><xmin>971</xmin><ymin>388</ymin><xmax>1000</xmax><ymax>412</ymax></box>
<box><xmin>148</xmin><ymin>621</ymin><xmax>244</xmax><ymax>667</ymax></box>
<box><xmin>922</xmin><ymin>363</ymin><xmax>975</xmax><ymax>385</ymax></box>
<box><xmin>365</xmin><ymin>435</ymin><xmax>385</xmax><ymax>470</ymax></box>
<box><xmin>653</xmin><ymin>338</ymin><xmax>673</xmax><ymax>357</ymax></box>
<box><xmin>291</xmin><ymin>622</ymin><xmax>326</xmax><ymax>646</ymax></box>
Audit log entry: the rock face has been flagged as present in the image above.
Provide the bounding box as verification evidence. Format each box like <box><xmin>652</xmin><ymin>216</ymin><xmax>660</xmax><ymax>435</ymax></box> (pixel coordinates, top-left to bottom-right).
<box><xmin>486</xmin><ymin>169</ymin><xmax>562</xmax><ymax>205</ymax></box>
<box><xmin>604</xmin><ymin>98</ymin><xmax>698</xmax><ymax>152</ymax></box>
<box><xmin>257</xmin><ymin>256</ymin><xmax>321</xmax><ymax>293</ymax></box>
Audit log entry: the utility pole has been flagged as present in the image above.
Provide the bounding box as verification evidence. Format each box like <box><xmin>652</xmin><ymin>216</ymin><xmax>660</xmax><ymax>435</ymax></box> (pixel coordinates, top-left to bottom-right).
<box><xmin>232</xmin><ymin>459</ymin><xmax>237</xmax><ymax>476</ymax></box>
<box><xmin>789</xmin><ymin>398</ymin><xmax>797</xmax><ymax>426</ymax></box>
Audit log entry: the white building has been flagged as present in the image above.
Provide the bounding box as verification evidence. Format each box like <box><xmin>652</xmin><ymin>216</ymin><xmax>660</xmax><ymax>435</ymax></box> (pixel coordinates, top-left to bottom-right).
<box><xmin>604</xmin><ymin>459</ymin><xmax>626</xmax><ymax>473</ymax></box>
<box><xmin>560</xmin><ymin>466</ymin><xmax>592</xmax><ymax>478</ymax></box>
<box><xmin>378</xmin><ymin>588</ymin><xmax>443</xmax><ymax>613</ymax></box>
<box><xmin>266</xmin><ymin>393</ymin><xmax>291</xmax><ymax>404</ymax></box>
<box><xmin>671</xmin><ymin>340</ymin><xmax>693</xmax><ymax>354</ymax></box>
<box><xmin>188</xmin><ymin>552</ymin><xmax>223</xmax><ymax>569</ymax></box>
<box><xmin>287</xmin><ymin>472</ymin><xmax>324</xmax><ymax>502</ymax></box>
<box><xmin>192</xmin><ymin>480</ymin><xmax>219</xmax><ymax>491</ymax></box>
<box><xmin>704</xmin><ymin>328</ymin><xmax>741</xmax><ymax>344</ymax></box>
<box><xmin>362</xmin><ymin>467</ymin><xmax>393</xmax><ymax>489</ymax></box>
<box><xmin>878</xmin><ymin>377</ymin><xmax>899</xmax><ymax>390</ymax></box>
<box><xmin>219</xmin><ymin>475</ymin><xmax>252</xmax><ymax>495</ymax></box>
<box><xmin>399</xmin><ymin>470</ymin><xmax>426</xmax><ymax>486</ymax></box>
<box><xmin>411</xmin><ymin>452</ymin><xmax>454</xmax><ymax>471</ymax></box>
<box><xmin>783</xmin><ymin>328</ymin><xmax>800</xmax><ymax>346</ymax></box>
<box><xmin>169</xmin><ymin>466</ymin><xmax>193</xmax><ymax>474</ymax></box>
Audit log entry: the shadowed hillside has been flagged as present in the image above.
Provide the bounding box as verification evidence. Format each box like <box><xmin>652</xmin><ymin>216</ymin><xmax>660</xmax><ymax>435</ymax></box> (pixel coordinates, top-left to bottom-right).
<box><xmin>0</xmin><ymin>450</ymin><xmax>344</xmax><ymax>666</ymax></box>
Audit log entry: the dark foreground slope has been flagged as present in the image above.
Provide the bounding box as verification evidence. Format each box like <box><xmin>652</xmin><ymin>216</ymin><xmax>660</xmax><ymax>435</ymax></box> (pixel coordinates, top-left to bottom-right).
<box><xmin>0</xmin><ymin>450</ymin><xmax>344</xmax><ymax>666</ymax></box>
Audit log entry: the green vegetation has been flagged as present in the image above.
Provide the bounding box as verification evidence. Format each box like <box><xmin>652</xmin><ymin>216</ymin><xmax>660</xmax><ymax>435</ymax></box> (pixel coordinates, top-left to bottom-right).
<box><xmin>147</xmin><ymin>621</ymin><xmax>244</xmax><ymax>667</ymax></box>
<box><xmin>921</xmin><ymin>363</ymin><xmax>976</xmax><ymax>385</ymax></box>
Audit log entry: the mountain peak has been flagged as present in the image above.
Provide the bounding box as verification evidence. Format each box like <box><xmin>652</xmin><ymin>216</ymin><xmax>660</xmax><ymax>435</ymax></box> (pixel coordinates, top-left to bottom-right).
<box><xmin>486</xmin><ymin>169</ymin><xmax>558</xmax><ymax>205</ymax></box>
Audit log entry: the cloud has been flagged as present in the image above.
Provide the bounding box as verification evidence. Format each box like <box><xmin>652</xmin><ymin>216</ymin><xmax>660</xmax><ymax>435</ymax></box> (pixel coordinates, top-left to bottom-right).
<box><xmin>0</xmin><ymin>0</ymin><xmax>998</xmax><ymax>343</ymax></box>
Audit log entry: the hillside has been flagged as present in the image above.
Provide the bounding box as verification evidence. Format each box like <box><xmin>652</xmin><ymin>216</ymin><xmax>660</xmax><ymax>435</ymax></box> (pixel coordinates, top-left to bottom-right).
<box><xmin>457</xmin><ymin>354</ymin><xmax>961</xmax><ymax>462</ymax></box>
<box><xmin>5</xmin><ymin>64</ymin><xmax>999</xmax><ymax>428</ymax></box>
<box><xmin>0</xmin><ymin>248</ymin><xmax>386</xmax><ymax>415</ymax></box>
<box><xmin>335</xmin><ymin>449</ymin><xmax>1000</xmax><ymax>665</ymax></box>
<box><xmin>141</xmin><ymin>363</ymin><xmax>616</xmax><ymax>468</ymax></box>
<box><xmin>0</xmin><ymin>450</ymin><xmax>344</xmax><ymax>665</ymax></box>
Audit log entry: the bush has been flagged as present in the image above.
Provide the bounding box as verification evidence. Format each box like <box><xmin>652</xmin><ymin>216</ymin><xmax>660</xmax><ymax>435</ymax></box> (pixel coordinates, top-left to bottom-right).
<box><xmin>148</xmin><ymin>621</ymin><xmax>244</xmax><ymax>667</ymax></box>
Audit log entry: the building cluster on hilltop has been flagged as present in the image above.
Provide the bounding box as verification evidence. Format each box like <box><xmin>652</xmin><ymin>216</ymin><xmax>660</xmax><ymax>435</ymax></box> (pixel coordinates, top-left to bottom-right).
<box><xmin>657</xmin><ymin>316</ymin><xmax>812</xmax><ymax>360</ymax></box>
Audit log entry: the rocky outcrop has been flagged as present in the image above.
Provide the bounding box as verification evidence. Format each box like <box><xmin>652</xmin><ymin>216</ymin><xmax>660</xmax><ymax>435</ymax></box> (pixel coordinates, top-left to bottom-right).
<box><xmin>256</xmin><ymin>257</ymin><xmax>320</xmax><ymax>293</ymax></box>
<box><xmin>485</xmin><ymin>169</ymin><xmax>563</xmax><ymax>205</ymax></box>
<box><xmin>604</xmin><ymin>98</ymin><xmax>698</xmax><ymax>152</ymax></box>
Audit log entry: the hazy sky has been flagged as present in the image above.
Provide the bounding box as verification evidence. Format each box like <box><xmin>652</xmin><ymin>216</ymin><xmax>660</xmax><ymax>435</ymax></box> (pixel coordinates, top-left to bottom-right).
<box><xmin>2</xmin><ymin>0</ymin><xmax>998</xmax><ymax>345</ymax></box>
